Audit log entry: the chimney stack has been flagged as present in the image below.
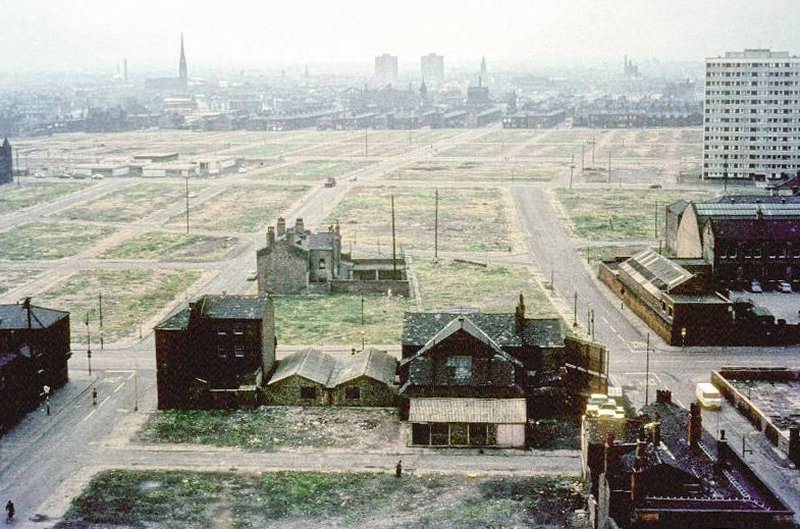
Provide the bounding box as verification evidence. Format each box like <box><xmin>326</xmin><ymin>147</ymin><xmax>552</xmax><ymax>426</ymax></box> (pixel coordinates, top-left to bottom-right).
<box><xmin>276</xmin><ymin>217</ymin><xmax>286</xmax><ymax>237</ymax></box>
<box><xmin>295</xmin><ymin>218</ymin><xmax>305</xmax><ymax>234</ymax></box>
<box><xmin>656</xmin><ymin>388</ymin><xmax>672</xmax><ymax>404</ymax></box>
<box><xmin>514</xmin><ymin>293</ymin><xmax>526</xmax><ymax>334</ymax></box>
<box><xmin>689</xmin><ymin>401</ymin><xmax>702</xmax><ymax>448</ymax></box>
<box><xmin>267</xmin><ymin>226</ymin><xmax>275</xmax><ymax>246</ymax></box>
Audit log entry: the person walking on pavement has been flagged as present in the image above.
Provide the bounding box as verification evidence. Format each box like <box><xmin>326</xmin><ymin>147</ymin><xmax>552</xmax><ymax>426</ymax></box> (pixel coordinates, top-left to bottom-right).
<box><xmin>5</xmin><ymin>500</ymin><xmax>14</xmax><ymax>522</ymax></box>
<box><xmin>92</xmin><ymin>387</ymin><xmax>97</xmax><ymax>406</ymax></box>
<box><xmin>395</xmin><ymin>460</ymin><xmax>402</xmax><ymax>478</ymax></box>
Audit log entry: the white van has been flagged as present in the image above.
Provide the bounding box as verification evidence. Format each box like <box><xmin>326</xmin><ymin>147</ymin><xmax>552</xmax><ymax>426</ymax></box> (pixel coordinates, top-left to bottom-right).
<box><xmin>695</xmin><ymin>382</ymin><xmax>722</xmax><ymax>409</ymax></box>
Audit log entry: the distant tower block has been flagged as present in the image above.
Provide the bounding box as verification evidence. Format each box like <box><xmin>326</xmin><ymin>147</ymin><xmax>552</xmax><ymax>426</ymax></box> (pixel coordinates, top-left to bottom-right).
<box><xmin>480</xmin><ymin>56</ymin><xmax>487</xmax><ymax>80</ymax></box>
<box><xmin>179</xmin><ymin>33</ymin><xmax>188</xmax><ymax>84</ymax></box>
<box><xmin>123</xmin><ymin>59</ymin><xmax>128</xmax><ymax>81</ymax></box>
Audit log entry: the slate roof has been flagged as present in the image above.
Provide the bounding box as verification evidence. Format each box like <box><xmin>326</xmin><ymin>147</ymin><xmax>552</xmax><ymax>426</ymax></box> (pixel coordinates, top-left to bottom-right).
<box><xmin>269</xmin><ymin>348</ymin><xmax>397</xmax><ymax>388</ymax></box>
<box><xmin>408</xmin><ymin>398</ymin><xmax>527</xmax><ymax>423</ymax></box>
<box><xmin>307</xmin><ymin>232</ymin><xmax>337</xmax><ymax>251</ymax></box>
<box><xmin>694</xmin><ymin>202</ymin><xmax>800</xmax><ymax>221</ymax></box>
<box><xmin>154</xmin><ymin>295</ymin><xmax>270</xmax><ymax>330</ymax></box>
<box><xmin>402</xmin><ymin>312</ymin><xmax>564</xmax><ymax>348</ymax></box>
<box><xmin>711</xmin><ymin>218</ymin><xmax>800</xmax><ymax>241</ymax></box>
<box><xmin>401</xmin><ymin>315</ymin><xmax>524</xmax><ymax>368</ymax></box>
<box><xmin>0</xmin><ymin>303</ymin><xmax>69</xmax><ymax>330</ymax></box>
<box><xmin>710</xmin><ymin>194</ymin><xmax>800</xmax><ymax>204</ymax></box>
<box><xmin>666</xmin><ymin>199</ymin><xmax>689</xmax><ymax>215</ymax></box>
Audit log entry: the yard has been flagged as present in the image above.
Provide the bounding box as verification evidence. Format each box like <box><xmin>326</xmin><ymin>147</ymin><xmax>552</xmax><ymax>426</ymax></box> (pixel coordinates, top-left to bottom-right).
<box><xmin>56</xmin><ymin>182</ymin><xmax>200</xmax><ymax>223</ymax></box>
<box><xmin>326</xmin><ymin>185</ymin><xmax>523</xmax><ymax>253</ymax></box>
<box><xmin>0</xmin><ymin>181</ymin><xmax>90</xmax><ymax>215</ymax></box>
<box><xmin>0</xmin><ymin>269</ymin><xmax>40</xmax><ymax>295</ymax></box>
<box><xmin>36</xmin><ymin>269</ymin><xmax>202</xmax><ymax>344</ymax></box>
<box><xmin>139</xmin><ymin>406</ymin><xmax>402</xmax><ymax>451</ymax></box>
<box><xmin>0</xmin><ymin>222</ymin><xmax>115</xmax><ymax>260</ymax></box>
<box><xmin>553</xmin><ymin>188</ymin><xmax>715</xmax><ymax>241</ymax></box>
<box><xmin>57</xmin><ymin>469</ymin><xmax>587</xmax><ymax>529</ymax></box>
<box><xmin>167</xmin><ymin>184</ymin><xmax>309</xmax><ymax>233</ymax></box>
<box><xmin>100</xmin><ymin>231</ymin><xmax>235</xmax><ymax>261</ymax></box>
<box><xmin>274</xmin><ymin>257</ymin><xmax>555</xmax><ymax>345</ymax></box>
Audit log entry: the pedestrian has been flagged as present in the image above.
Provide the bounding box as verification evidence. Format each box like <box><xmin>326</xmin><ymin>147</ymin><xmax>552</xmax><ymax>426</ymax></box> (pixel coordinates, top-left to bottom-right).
<box><xmin>5</xmin><ymin>500</ymin><xmax>14</xmax><ymax>522</ymax></box>
<box><xmin>395</xmin><ymin>460</ymin><xmax>402</xmax><ymax>478</ymax></box>
<box><xmin>45</xmin><ymin>396</ymin><xmax>50</xmax><ymax>416</ymax></box>
<box><xmin>92</xmin><ymin>387</ymin><xmax>97</xmax><ymax>406</ymax></box>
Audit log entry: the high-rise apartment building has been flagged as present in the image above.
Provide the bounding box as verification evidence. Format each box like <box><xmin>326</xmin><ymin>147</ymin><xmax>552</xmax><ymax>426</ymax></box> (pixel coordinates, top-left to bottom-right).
<box><xmin>0</xmin><ymin>138</ymin><xmax>12</xmax><ymax>185</ymax></box>
<box><xmin>420</xmin><ymin>53</ymin><xmax>444</xmax><ymax>83</ymax></box>
<box><xmin>704</xmin><ymin>49</ymin><xmax>800</xmax><ymax>180</ymax></box>
<box><xmin>375</xmin><ymin>53</ymin><xmax>398</xmax><ymax>86</ymax></box>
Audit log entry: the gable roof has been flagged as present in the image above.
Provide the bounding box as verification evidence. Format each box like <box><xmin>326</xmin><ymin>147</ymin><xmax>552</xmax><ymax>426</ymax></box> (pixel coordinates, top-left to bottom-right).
<box><xmin>400</xmin><ymin>315</ymin><xmax>525</xmax><ymax>368</ymax></box>
<box><xmin>0</xmin><ymin>303</ymin><xmax>69</xmax><ymax>330</ymax></box>
<box><xmin>154</xmin><ymin>295</ymin><xmax>270</xmax><ymax>330</ymax></box>
<box><xmin>269</xmin><ymin>348</ymin><xmax>397</xmax><ymax>388</ymax></box>
<box><xmin>402</xmin><ymin>312</ymin><xmax>563</xmax><ymax>349</ymax></box>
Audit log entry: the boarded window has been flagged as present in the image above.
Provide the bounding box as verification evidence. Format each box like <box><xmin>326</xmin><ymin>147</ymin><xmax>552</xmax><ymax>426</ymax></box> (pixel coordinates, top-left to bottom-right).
<box><xmin>300</xmin><ymin>386</ymin><xmax>317</xmax><ymax>399</ymax></box>
<box><xmin>412</xmin><ymin>423</ymin><xmax>430</xmax><ymax>445</ymax></box>
<box><xmin>430</xmin><ymin>423</ymin><xmax>449</xmax><ymax>445</ymax></box>
<box><xmin>233</xmin><ymin>345</ymin><xmax>245</xmax><ymax>358</ymax></box>
<box><xmin>450</xmin><ymin>423</ymin><xmax>468</xmax><ymax>445</ymax></box>
<box><xmin>345</xmin><ymin>386</ymin><xmax>361</xmax><ymax>400</ymax></box>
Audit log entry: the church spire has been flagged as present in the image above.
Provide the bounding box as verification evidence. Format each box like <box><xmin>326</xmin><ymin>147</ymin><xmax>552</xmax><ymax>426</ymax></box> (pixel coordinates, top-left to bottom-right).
<box><xmin>179</xmin><ymin>33</ymin><xmax>188</xmax><ymax>83</ymax></box>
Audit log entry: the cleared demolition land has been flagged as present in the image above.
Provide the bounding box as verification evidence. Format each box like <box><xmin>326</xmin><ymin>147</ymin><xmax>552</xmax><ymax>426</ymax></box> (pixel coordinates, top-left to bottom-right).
<box><xmin>56</xmin><ymin>470</ymin><xmax>587</xmax><ymax>529</ymax></box>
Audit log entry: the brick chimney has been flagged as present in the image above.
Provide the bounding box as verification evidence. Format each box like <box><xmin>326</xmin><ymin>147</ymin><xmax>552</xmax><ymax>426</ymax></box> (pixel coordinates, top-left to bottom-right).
<box><xmin>514</xmin><ymin>293</ymin><xmax>526</xmax><ymax>334</ymax></box>
<box><xmin>276</xmin><ymin>217</ymin><xmax>286</xmax><ymax>237</ymax></box>
<box><xmin>267</xmin><ymin>226</ymin><xmax>275</xmax><ymax>246</ymax></box>
<box><xmin>688</xmin><ymin>401</ymin><xmax>702</xmax><ymax>448</ymax></box>
<box><xmin>656</xmin><ymin>388</ymin><xmax>671</xmax><ymax>404</ymax></box>
<box><xmin>295</xmin><ymin>218</ymin><xmax>305</xmax><ymax>234</ymax></box>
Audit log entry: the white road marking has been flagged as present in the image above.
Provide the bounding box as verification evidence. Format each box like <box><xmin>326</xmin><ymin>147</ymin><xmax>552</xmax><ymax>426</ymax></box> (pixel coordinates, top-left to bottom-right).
<box><xmin>81</xmin><ymin>409</ymin><xmax>97</xmax><ymax>423</ymax></box>
<box><xmin>98</xmin><ymin>395</ymin><xmax>111</xmax><ymax>408</ymax></box>
<box><xmin>113</xmin><ymin>383</ymin><xmax>125</xmax><ymax>394</ymax></box>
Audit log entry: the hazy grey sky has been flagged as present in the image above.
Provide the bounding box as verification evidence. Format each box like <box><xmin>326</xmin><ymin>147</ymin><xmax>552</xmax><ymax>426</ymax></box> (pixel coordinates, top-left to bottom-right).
<box><xmin>3</xmin><ymin>0</ymin><xmax>800</xmax><ymax>73</ymax></box>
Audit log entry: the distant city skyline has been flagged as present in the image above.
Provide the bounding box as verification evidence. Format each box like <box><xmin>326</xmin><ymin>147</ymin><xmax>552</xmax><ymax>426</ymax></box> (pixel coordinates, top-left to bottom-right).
<box><xmin>2</xmin><ymin>0</ymin><xmax>800</xmax><ymax>73</ymax></box>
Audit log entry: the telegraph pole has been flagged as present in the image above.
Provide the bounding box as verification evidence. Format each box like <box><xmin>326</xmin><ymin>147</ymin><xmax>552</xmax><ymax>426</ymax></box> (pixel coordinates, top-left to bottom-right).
<box><xmin>98</xmin><ymin>292</ymin><xmax>104</xmax><ymax>351</ymax></box>
<box><xmin>15</xmin><ymin>149</ymin><xmax>20</xmax><ymax>187</ymax></box>
<box><xmin>85</xmin><ymin>312</ymin><xmax>92</xmax><ymax>376</ymax></box>
<box><xmin>391</xmin><ymin>195</ymin><xmax>397</xmax><ymax>280</ymax></box>
<box><xmin>573</xmin><ymin>292</ymin><xmax>578</xmax><ymax>328</ymax></box>
<box><xmin>580</xmin><ymin>144</ymin><xmax>585</xmax><ymax>172</ymax></box>
<box><xmin>591</xmin><ymin>135</ymin><xmax>596</xmax><ymax>167</ymax></box>
<box><xmin>364</xmin><ymin>127</ymin><xmax>368</xmax><ymax>157</ymax></box>
<box><xmin>607</xmin><ymin>151</ymin><xmax>611</xmax><ymax>184</ymax></box>
<box><xmin>434</xmin><ymin>189</ymin><xmax>439</xmax><ymax>261</ymax></box>
<box><xmin>654</xmin><ymin>201</ymin><xmax>659</xmax><ymax>239</ymax></box>
<box><xmin>184</xmin><ymin>175</ymin><xmax>190</xmax><ymax>234</ymax></box>
<box><xmin>569</xmin><ymin>154</ymin><xmax>575</xmax><ymax>189</ymax></box>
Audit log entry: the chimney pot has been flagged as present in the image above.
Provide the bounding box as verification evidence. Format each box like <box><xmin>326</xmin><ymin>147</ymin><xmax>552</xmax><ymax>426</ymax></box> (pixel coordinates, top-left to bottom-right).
<box><xmin>276</xmin><ymin>217</ymin><xmax>286</xmax><ymax>237</ymax></box>
<box><xmin>295</xmin><ymin>218</ymin><xmax>305</xmax><ymax>234</ymax></box>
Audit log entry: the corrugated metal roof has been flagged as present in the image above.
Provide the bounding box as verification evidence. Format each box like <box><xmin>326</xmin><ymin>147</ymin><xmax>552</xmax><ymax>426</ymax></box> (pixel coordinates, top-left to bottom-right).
<box><xmin>408</xmin><ymin>398</ymin><xmax>526</xmax><ymax>423</ymax></box>
<box><xmin>269</xmin><ymin>348</ymin><xmax>397</xmax><ymax>388</ymax></box>
<box><xmin>268</xmin><ymin>348</ymin><xmax>335</xmax><ymax>386</ymax></box>
<box><xmin>695</xmin><ymin>202</ymin><xmax>800</xmax><ymax>219</ymax></box>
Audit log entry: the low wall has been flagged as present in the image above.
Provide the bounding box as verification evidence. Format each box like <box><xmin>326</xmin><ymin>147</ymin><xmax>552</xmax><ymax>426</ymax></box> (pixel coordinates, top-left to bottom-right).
<box><xmin>711</xmin><ymin>369</ymin><xmax>795</xmax><ymax>461</ymax></box>
<box><xmin>330</xmin><ymin>279</ymin><xmax>411</xmax><ymax>297</ymax></box>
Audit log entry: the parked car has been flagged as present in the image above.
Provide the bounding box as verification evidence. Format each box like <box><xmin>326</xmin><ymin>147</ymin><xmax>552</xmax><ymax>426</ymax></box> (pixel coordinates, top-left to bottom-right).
<box><xmin>246</xmin><ymin>270</ymin><xmax>258</xmax><ymax>281</ymax></box>
<box><xmin>777</xmin><ymin>280</ymin><xmax>792</xmax><ymax>293</ymax></box>
<box><xmin>749</xmin><ymin>280</ymin><xmax>763</xmax><ymax>293</ymax></box>
<box><xmin>91</xmin><ymin>173</ymin><xmax>104</xmax><ymax>180</ymax></box>
<box><xmin>695</xmin><ymin>382</ymin><xmax>722</xmax><ymax>409</ymax></box>
<box><xmin>324</xmin><ymin>177</ymin><xmax>337</xmax><ymax>188</ymax></box>
<box><xmin>585</xmin><ymin>393</ymin><xmax>608</xmax><ymax>417</ymax></box>
<box><xmin>648</xmin><ymin>184</ymin><xmax>663</xmax><ymax>189</ymax></box>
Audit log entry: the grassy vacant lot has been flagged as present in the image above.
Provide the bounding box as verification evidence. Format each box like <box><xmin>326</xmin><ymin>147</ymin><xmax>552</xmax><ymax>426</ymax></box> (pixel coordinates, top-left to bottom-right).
<box><xmin>58</xmin><ymin>470</ymin><xmax>586</xmax><ymax>529</ymax></box>
<box><xmin>168</xmin><ymin>184</ymin><xmax>308</xmax><ymax>233</ymax></box>
<box><xmin>275</xmin><ymin>258</ymin><xmax>555</xmax><ymax>345</ymax></box>
<box><xmin>37</xmin><ymin>269</ymin><xmax>201</xmax><ymax>344</ymax></box>
<box><xmin>327</xmin><ymin>185</ymin><xmax>521</xmax><ymax>253</ymax></box>
<box><xmin>389</xmin><ymin>160</ymin><xmax>558</xmax><ymax>182</ymax></box>
<box><xmin>140</xmin><ymin>407</ymin><xmax>401</xmax><ymax>451</ymax></box>
<box><xmin>0</xmin><ymin>222</ymin><xmax>115</xmax><ymax>260</ymax></box>
<box><xmin>0</xmin><ymin>181</ymin><xmax>90</xmax><ymax>215</ymax></box>
<box><xmin>0</xmin><ymin>269</ymin><xmax>40</xmax><ymax>295</ymax></box>
<box><xmin>253</xmin><ymin>159</ymin><xmax>376</xmax><ymax>182</ymax></box>
<box><xmin>57</xmin><ymin>182</ymin><xmax>200</xmax><ymax>223</ymax></box>
<box><xmin>101</xmin><ymin>231</ymin><xmax>234</xmax><ymax>261</ymax></box>
<box><xmin>554</xmin><ymin>189</ymin><xmax>714</xmax><ymax>241</ymax></box>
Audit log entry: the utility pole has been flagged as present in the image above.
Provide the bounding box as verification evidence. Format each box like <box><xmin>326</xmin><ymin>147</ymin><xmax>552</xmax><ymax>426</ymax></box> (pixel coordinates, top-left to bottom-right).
<box><xmin>85</xmin><ymin>312</ymin><xmax>92</xmax><ymax>376</ymax></box>
<box><xmin>580</xmin><ymin>143</ymin><xmax>585</xmax><ymax>172</ymax></box>
<box><xmin>184</xmin><ymin>175</ymin><xmax>190</xmax><ymax>234</ymax></box>
<box><xmin>434</xmin><ymin>188</ymin><xmax>439</xmax><ymax>261</ymax></box>
<box><xmin>645</xmin><ymin>333</ymin><xmax>651</xmax><ymax>407</ymax></box>
<box><xmin>607</xmin><ymin>151</ymin><xmax>611</xmax><ymax>184</ymax></box>
<box><xmin>15</xmin><ymin>149</ymin><xmax>20</xmax><ymax>187</ymax></box>
<box><xmin>590</xmin><ymin>309</ymin><xmax>595</xmax><ymax>341</ymax></box>
<box><xmin>364</xmin><ymin>127</ymin><xmax>368</xmax><ymax>157</ymax></box>
<box><xmin>569</xmin><ymin>153</ymin><xmax>575</xmax><ymax>189</ymax></box>
<box><xmin>361</xmin><ymin>295</ymin><xmax>365</xmax><ymax>326</ymax></box>
<box><xmin>98</xmin><ymin>292</ymin><xmax>104</xmax><ymax>351</ymax></box>
<box><xmin>654</xmin><ymin>201</ymin><xmax>659</xmax><ymax>239</ymax></box>
<box><xmin>391</xmin><ymin>195</ymin><xmax>397</xmax><ymax>280</ymax></box>
<box><xmin>590</xmin><ymin>135</ymin><xmax>596</xmax><ymax>167</ymax></box>
<box><xmin>573</xmin><ymin>292</ymin><xmax>578</xmax><ymax>328</ymax></box>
